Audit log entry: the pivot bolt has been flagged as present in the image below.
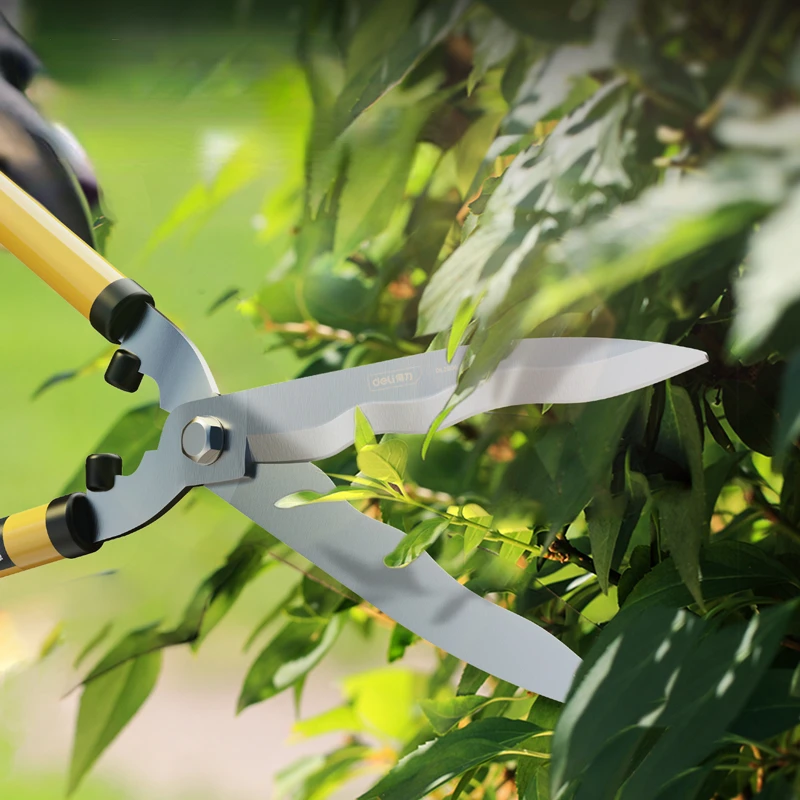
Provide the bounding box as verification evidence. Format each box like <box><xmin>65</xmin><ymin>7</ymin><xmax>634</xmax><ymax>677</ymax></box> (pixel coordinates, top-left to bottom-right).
<box><xmin>181</xmin><ymin>416</ymin><xmax>225</xmax><ymax>465</ymax></box>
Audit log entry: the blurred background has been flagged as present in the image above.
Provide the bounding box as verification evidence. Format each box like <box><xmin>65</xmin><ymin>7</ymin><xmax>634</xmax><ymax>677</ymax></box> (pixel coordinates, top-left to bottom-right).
<box><xmin>0</xmin><ymin>1</ymin><xmax>413</xmax><ymax>797</ymax></box>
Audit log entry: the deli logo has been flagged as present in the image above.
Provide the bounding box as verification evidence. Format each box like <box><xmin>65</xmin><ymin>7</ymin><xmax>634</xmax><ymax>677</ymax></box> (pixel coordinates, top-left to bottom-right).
<box><xmin>369</xmin><ymin>366</ymin><xmax>421</xmax><ymax>391</ymax></box>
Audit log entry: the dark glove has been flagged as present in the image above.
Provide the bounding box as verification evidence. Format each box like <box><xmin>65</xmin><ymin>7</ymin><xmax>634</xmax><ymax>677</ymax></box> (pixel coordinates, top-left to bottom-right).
<box><xmin>0</xmin><ymin>13</ymin><xmax>99</xmax><ymax>246</ymax></box>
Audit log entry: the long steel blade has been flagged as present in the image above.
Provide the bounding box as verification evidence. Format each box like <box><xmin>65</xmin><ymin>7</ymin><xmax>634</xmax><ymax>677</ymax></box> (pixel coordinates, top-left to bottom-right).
<box><xmin>211</xmin><ymin>462</ymin><xmax>581</xmax><ymax>701</ymax></box>
<box><xmin>237</xmin><ymin>338</ymin><xmax>706</xmax><ymax>463</ymax></box>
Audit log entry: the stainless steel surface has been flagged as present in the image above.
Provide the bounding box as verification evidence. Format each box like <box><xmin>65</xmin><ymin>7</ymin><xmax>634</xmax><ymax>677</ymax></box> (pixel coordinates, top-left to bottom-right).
<box><xmin>182</xmin><ymin>416</ymin><xmax>225</xmax><ymax>465</ymax></box>
<box><xmin>211</xmin><ymin>462</ymin><xmax>582</xmax><ymax>701</ymax></box>
<box><xmin>228</xmin><ymin>338</ymin><xmax>707</xmax><ymax>464</ymax></box>
<box><xmin>120</xmin><ymin>305</ymin><xmax>219</xmax><ymax>412</ymax></box>
<box><xmin>87</xmin><ymin>395</ymin><xmax>248</xmax><ymax>543</ymax></box>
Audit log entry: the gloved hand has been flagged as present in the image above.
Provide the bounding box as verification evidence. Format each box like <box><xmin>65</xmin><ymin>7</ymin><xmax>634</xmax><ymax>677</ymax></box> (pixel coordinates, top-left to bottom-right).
<box><xmin>0</xmin><ymin>13</ymin><xmax>99</xmax><ymax>246</ymax></box>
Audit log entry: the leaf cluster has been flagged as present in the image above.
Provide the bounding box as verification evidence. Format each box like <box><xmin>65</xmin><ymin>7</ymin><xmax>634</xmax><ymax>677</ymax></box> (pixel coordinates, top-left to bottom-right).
<box><xmin>50</xmin><ymin>1</ymin><xmax>800</xmax><ymax>798</ymax></box>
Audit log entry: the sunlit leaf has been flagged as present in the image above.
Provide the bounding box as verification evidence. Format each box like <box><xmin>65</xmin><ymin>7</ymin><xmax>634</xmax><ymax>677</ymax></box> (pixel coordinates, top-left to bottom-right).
<box><xmin>275</xmin><ymin>486</ymin><xmax>389</xmax><ymax>508</ymax></box>
<box><xmin>357</xmin><ymin>440</ymin><xmax>408</xmax><ymax>484</ymax></box>
<box><xmin>731</xmin><ymin>183</ymin><xmax>800</xmax><ymax>357</ymax></box>
<box><xmin>354</xmin><ymin>406</ymin><xmax>377</xmax><ymax>452</ymax></box>
<box><xmin>383</xmin><ymin>518</ymin><xmax>449</xmax><ymax>568</ymax></box>
<box><xmin>447</xmin><ymin>294</ymin><xmax>481</xmax><ymax>362</ymax></box>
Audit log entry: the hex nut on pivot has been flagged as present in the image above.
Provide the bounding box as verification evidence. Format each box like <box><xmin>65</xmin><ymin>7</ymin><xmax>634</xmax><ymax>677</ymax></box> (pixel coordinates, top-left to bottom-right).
<box><xmin>181</xmin><ymin>416</ymin><xmax>225</xmax><ymax>465</ymax></box>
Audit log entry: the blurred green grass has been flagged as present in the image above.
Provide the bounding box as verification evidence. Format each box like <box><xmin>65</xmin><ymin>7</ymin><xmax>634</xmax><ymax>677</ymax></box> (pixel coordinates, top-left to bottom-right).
<box><xmin>0</xmin><ymin>21</ymin><xmax>326</xmax><ymax>799</ymax></box>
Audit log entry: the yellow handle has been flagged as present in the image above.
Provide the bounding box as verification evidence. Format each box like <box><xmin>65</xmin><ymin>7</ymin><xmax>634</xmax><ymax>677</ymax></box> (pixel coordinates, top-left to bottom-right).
<box><xmin>0</xmin><ymin>171</ymin><xmax>152</xmax><ymax>342</ymax></box>
<box><xmin>0</xmin><ymin>495</ymin><xmax>101</xmax><ymax>579</ymax></box>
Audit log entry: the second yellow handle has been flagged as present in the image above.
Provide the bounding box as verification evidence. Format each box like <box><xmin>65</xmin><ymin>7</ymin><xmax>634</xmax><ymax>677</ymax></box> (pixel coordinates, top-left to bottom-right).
<box><xmin>0</xmin><ymin>495</ymin><xmax>101</xmax><ymax>579</ymax></box>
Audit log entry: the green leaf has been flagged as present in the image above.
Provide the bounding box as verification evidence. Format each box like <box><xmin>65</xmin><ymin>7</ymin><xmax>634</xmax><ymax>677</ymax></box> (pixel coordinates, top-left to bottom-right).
<box><xmin>32</xmin><ymin>347</ymin><xmax>113</xmax><ymax>400</ymax></box>
<box><xmin>655</xmin><ymin>385</ymin><xmax>706</xmax><ymax>606</ymax></box>
<box><xmin>502</xmin><ymin>0</ymin><xmax>632</xmax><ymax>135</ymax></box>
<box><xmin>357</xmin><ymin>718</ymin><xmax>543</xmax><ymax>800</ymax></box>
<box><xmin>723</xmin><ymin>382</ymin><xmax>779</xmax><ymax>456</ymax></box>
<box><xmin>292</xmin><ymin>703</ymin><xmax>363</xmax><ymax>739</ymax></box>
<box><xmin>624</xmin><ymin>541</ymin><xmax>799</xmax><ymax>611</ymax></box>
<box><xmin>274</xmin><ymin>486</ymin><xmax>388</xmax><ymax>508</ymax></box>
<box><xmin>301</xmin><ymin>565</ymin><xmax>361</xmax><ymax>620</ymax></box>
<box><xmin>458</xmin><ymin>663</ymin><xmax>490</xmax><ymax>696</ymax></box>
<box><xmin>274</xmin><ymin>743</ymin><xmax>370</xmax><ymax>800</ymax></box>
<box><xmin>388</xmin><ymin>623</ymin><xmax>419</xmax><ymax>662</ymax></box>
<box><xmin>244</xmin><ymin>582</ymin><xmax>302</xmax><ymax>653</ymax></box>
<box><xmin>420</xmin><ymin>695</ymin><xmax>493</xmax><ymax>735</ymax></box>
<box><xmin>182</xmin><ymin>526</ymin><xmax>280</xmax><ymax>650</ymax></box>
<box><xmin>238</xmin><ymin>616</ymin><xmax>343</xmax><ymax>712</ymax></box>
<box><xmin>447</xmin><ymin>295</ymin><xmax>480</xmax><ymax>363</ymax></box>
<box><xmin>775</xmin><ymin>354</ymin><xmax>800</xmax><ymax>463</ymax></box>
<box><xmin>333</xmin><ymin>92</ymin><xmax>434</xmax><ymax>259</ymax></box>
<box><xmin>482</xmin><ymin>0</ymin><xmax>594</xmax><ymax>43</ymax></box>
<box><xmin>341</xmin><ymin>668</ymin><xmax>423</xmax><ymax>741</ymax></box>
<box><xmin>319</xmin><ymin>0</ymin><xmax>470</xmax><ymax>147</ymax></box>
<box><xmin>357</xmin><ymin>440</ymin><xmax>409</xmax><ymax>484</ymax></box>
<box><xmin>781</xmin><ymin>446</ymin><xmax>800</xmax><ymax>530</ymax></box>
<box><xmin>731</xmin><ymin>183</ymin><xmax>800</xmax><ymax>357</ymax></box>
<box><xmin>63</xmin><ymin>404</ymin><xmax>167</xmax><ymax>494</ymax></box>
<box><xmin>38</xmin><ymin>622</ymin><xmax>63</xmax><ymax>661</ymax></box>
<box><xmin>617</xmin><ymin>545</ymin><xmax>652</xmax><ymax>607</ymax></box>
<box><xmin>69</xmin><ymin>650</ymin><xmax>161</xmax><ymax>793</ymax></box>
<box><xmin>354</xmin><ymin>406</ymin><xmax>377</xmax><ymax>452</ymax></box>
<box><xmin>459</xmin><ymin>503</ymin><xmax>493</xmax><ymax>555</ymax></box>
<box><xmin>551</xmin><ymin>602</ymin><xmax>796</xmax><ymax>799</ymax></box>
<box><xmin>73</xmin><ymin>623</ymin><xmax>113</xmax><ymax>670</ymax></box>
<box><xmin>729</xmin><ymin>669</ymin><xmax>800</xmax><ymax>740</ymax></box>
<box><xmin>754</xmin><ymin>777</ymin><xmax>797</xmax><ymax>800</ymax></box>
<box><xmin>421</xmin><ymin>402</ymin><xmax>454</xmax><ymax>460</ymax></box>
<box><xmin>146</xmin><ymin>138</ymin><xmax>266</xmax><ymax>251</ymax></box>
<box><xmin>516</xmin><ymin>758</ymin><xmax>551</xmax><ymax>800</ymax></box>
<box><xmin>499</xmin><ymin>392</ymin><xmax>638</xmax><ymax>532</ymax></box>
<box><xmin>485</xmin><ymin>153</ymin><xmax>783</xmax><ymax>356</ymax></box>
<box><xmin>585</xmin><ymin>491</ymin><xmax>626</xmax><ymax>594</ymax></box>
<box><xmin>83</xmin><ymin>624</ymin><xmax>185</xmax><ymax>683</ymax></box>
<box><xmin>383</xmin><ymin>518</ymin><xmax>449</xmax><ymax>568</ymax></box>
<box><xmin>450</xmin><ymin>768</ymin><xmax>479</xmax><ymax>800</ymax></box>
<box><xmin>468</xmin><ymin>17</ymin><xmax>518</xmax><ymax>95</ymax></box>
<box><xmin>703</xmin><ymin>395</ymin><xmax>735</xmax><ymax>454</ymax></box>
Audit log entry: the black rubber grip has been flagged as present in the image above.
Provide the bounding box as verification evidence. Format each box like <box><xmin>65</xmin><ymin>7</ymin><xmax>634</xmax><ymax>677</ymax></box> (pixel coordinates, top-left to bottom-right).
<box><xmin>0</xmin><ymin>516</ymin><xmax>14</xmax><ymax>572</ymax></box>
<box><xmin>89</xmin><ymin>278</ymin><xmax>154</xmax><ymax>343</ymax></box>
<box><xmin>46</xmin><ymin>494</ymin><xmax>101</xmax><ymax>559</ymax></box>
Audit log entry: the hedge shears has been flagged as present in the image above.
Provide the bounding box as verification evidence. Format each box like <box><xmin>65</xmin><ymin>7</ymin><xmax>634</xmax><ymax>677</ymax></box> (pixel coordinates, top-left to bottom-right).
<box><xmin>0</xmin><ymin>172</ymin><xmax>706</xmax><ymax>702</ymax></box>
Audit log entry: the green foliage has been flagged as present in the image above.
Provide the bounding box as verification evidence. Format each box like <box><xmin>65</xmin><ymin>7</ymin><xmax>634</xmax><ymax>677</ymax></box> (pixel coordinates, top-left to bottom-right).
<box><xmin>357</xmin><ymin>718</ymin><xmax>546</xmax><ymax>800</ymax></box>
<box><xmin>68</xmin><ymin>648</ymin><xmax>161</xmax><ymax>795</ymax></box>
<box><xmin>52</xmin><ymin>1</ymin><xmax>800</xmax><ymax>798</ymax></box>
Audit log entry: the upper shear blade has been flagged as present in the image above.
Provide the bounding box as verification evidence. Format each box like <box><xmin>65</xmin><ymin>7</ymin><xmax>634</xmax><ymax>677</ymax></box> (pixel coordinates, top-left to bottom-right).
<box><xmin>238</xmin><ymin>338</ymin><xmax>707</xmax><ymax>464</ymax></box>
